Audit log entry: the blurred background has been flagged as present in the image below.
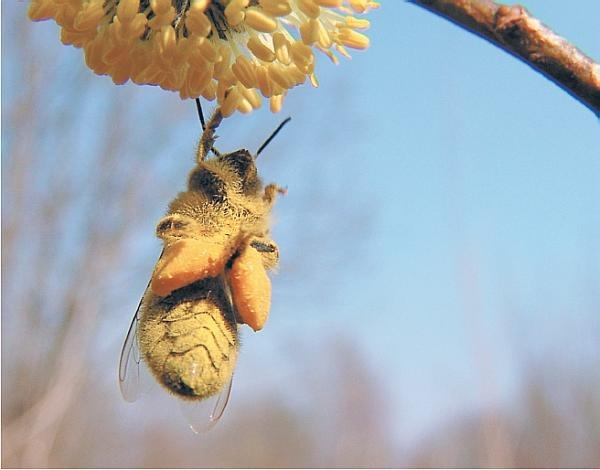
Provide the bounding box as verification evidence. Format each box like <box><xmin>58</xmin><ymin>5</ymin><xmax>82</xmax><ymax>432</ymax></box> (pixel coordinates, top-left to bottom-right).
<box><xmin>2</xmin><ymin>0</ymin><xmax>599</xmax><ymax>467</ymax></box>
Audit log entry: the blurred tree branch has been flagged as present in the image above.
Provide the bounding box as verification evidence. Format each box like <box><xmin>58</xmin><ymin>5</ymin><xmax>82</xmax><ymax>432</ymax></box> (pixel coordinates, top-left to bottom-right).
<box><xmin>409</xmin><ymin>0</ymin><xmax>600</xmax><ymax>116</ymax></box>
<box><xmin>2</xmin><ymin>5</ymin><xmax>187</xmax><ymax>465</ymax></box>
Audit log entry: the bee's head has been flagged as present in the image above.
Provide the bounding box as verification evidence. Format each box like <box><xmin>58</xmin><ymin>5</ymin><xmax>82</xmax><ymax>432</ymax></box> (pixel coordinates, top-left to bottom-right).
<box><xmin>190</xmin><ymin>103</ymin><xmax>289</xmax><ymax>199</ymax></box>
<box><xmin>187</xmin><ymin>164</ymin><xmax>227</xmax><ymax>201</ymax></box>
<box><xmin>187</xmin><ymin>149</ymin><xmax>261</xmax><ymax>198</ymax></box>
<box><xmin>218</xmin><ymin>150</ymin><xmax>260</xmax><ymax>193</ymax></box>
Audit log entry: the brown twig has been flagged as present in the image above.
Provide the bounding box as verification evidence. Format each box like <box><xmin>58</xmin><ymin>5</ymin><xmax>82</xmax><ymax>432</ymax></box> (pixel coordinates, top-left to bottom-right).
<box><xmin>409</xmin><ymin>0</ymin><xmax>600</xmax><ymax>116</ymax></box>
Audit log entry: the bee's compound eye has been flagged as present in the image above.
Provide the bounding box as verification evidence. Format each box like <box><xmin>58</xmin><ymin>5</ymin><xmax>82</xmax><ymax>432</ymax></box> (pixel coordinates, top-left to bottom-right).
<box><xmin>188</xmin><ymin>167</ymin><xmax>226</xmax><ymax>202</ymax></box>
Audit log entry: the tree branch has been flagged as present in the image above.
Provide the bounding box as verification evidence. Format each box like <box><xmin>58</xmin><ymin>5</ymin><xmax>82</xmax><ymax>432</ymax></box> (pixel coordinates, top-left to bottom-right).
<box><xmin>409</xmin><ymin>0</ymin><xmax>600</xmax><ymax>116</ymax></box>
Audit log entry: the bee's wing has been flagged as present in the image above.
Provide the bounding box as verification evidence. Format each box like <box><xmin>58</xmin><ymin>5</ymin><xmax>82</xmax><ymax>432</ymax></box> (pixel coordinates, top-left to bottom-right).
<box><xmin>208</xmin><ymin>373</ymin><xmax>234</xmax><ymax>424</ymax></box>
<box><xmin>118</xmin><ymin>295</ymin><xmax>143</xmax><ymax>402</ymax></box>
<box><xmin>181</xmin><ymin>374</ymin><xmax>234</xmax><ymax>434</ymax></box>
<box><xmin>118</xmin><ymin>272</ymin><xmax>155</xmax><ymax>402</ymax></box>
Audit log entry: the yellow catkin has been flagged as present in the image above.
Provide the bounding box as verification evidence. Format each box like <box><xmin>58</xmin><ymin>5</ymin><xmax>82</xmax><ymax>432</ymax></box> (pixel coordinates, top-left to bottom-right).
<box><xmin>116</xmin><ymin>0</ymin><xmax>140</xmax><ymax>23</ymax></box>
<box><xmin>239</xmin><ymin>85</ymin><xmax>262</xmax><ymax>109</ymax></box>
<box><xmin>127</xmin><ymin>14</ymin><xmax>148</xmax><ymax>40</ymax></box>
<box><xmin>297</xmin><ymin>0</ymin><xmax>320</xmax><ymax>18</ymax></box>
<box><xmin>230</xmin><ymin>9</ymin><xmax>246</xmax><ymax>27</ymax></box>
<box><xmin>348</xmin><ymin>0</ymin><xmax>379</xmax><ymax>13</ymax></box>
<box><xmin>213</xmin><ymin>46</ymin><xmax>232</xmax><ymax>79</ymax></box>
<box><xmin>299</xmin><ymin>20</ymin><xmax>316</xmax><ymax>46</ymax></box>
<box><xmin>270</xmin><ymin>94</ymin><xmax>284</xmax><ymax>112</ymax></box>
<box><xmin>224</xmin><ymin>0</ymin><xmax>249</xmax><ymax>26</ymax></box>
<box><xmin>201</xmin><ymin>81</ymin><xmax>217</xmax><ymax>100</ymax></box>
<box><xmin>190</xmin><ymin>0</ymin><xmax>210</xmax><ymax>12</ymax></box>
<box><xmin>55</xmin><ymin>4</ymin><xmax>78</xmax><ymax>30</ymax></box>
<box><xmin>103</xmin><ymin>38</ymin><xmax>128</xmax><ymax>65</ymax></box>
<box><xmin>256</xmin><ymin>65</ymin><xmax>274</xmax><ymax>97</ymax></box>
<box><xmin>73</xmin><ymin>1</ymin><xmax>104</xmax><ymax>31</ymax></box>
<box><xmin>290</xmin><ymin>40</ymin><xmax>314</xmax><ymax>72</ymax></box>
<box><xmin>28</xmin><ymin>0</ymin><xmax>56</xmax><ymax>21</ymax></box>
<box><xmin>28</xmin><ymin>0</ymin><xmax>376</xmax><ymax>115</ymax></box>
<box><xmin>247</xmin><ymin>36</ymin><xmax>276</xmax><ymax>62</ymax></box>
<box><xmin>130</xmin><ymin>44</ymin><xmax>153</xmax><ymax>79</ymax></box>
<box><xmin>244</xmin><ymin>9</ymin><xmax>278</xmax><ymax>33</ymax></box>
<box><xmin>221</xmin><ymin>86</ymin><xmax>242</xmax><ymax>117</ymax></box>
<box><xmin>267</xmin><ymin>63</ymin><xmax>292</xmax><ymax>89</ymax></box>
<box><xmin>111</xmin><ymin>61</ymin><xmax>133</xmax><ymax>85</ymax></box>
<box><xmin>273</xmin><ymin>32</ymin><xmax>291</xmax><ymax>65</ymax></box>
<box><xmin>344</xmin><ymin>16</ymin><xmax>370</xmax><ymax>29</ymax></box>
<box><xmin>185</xmin><ymin>9</ymin><xmax>213</xmax><ymax>36</ymax></box>
<box><xmin>315</xmin><ymin>19</ymin><xmax>332</xmax><ymax>48</ymax></box>
<box><xmin>314</xmin><ymin>0</ymin><xmax>342</xmax><ymax>6</ymax></box>
<box><xmin>61</xmin><ymin>28</ymin><xmax>95</xmax><ymax>47</ymax></box>
<box><xmin>148</xmin><ymin>8</ymin><xmax>175</xmax><ymax>30</ymax></box>
<box><xmin>338</xmin><ymin>28</ymin><xmax>369</xmax><ymax>49</ymax></box>
<box><xmin>195</xmin><ymin>37</ymin><xmax>219</xmax><ymax>63</ymax></box>
<box><xmin>236</xmin><ymin>98</ymin><xmax>254</xmax><ymax>114</ymax></box>
<box><xmin>231</xmin><ymin>55</ymin><xmax>257</xmax><ymax>89</ymax></box>
<box><xmin>151</xmin><ymin>0</ymin><xmax>171</xmax><ymax>16</ymax></box>
<box><xmin>158</xmin><ymin>25</ymin><xmax>177</xmax><ymax>56</ymax></box>
<box><xmin>259</xmin><ymin>0</ymin><xmax>292</xmax><ymax>17</ymax></box>
<box><xmin>186</xmin><ymin>43</ymin><xmax>210</xmax><ymax>67</ymax></box>
<box><xmin>334</xmin><ymin>42</ymin><xmax>351</xmax><ymax>58</ymax></box>
<box><xmin>287</xmin><ymin>64</ymin><xmax>306</xmax><ymax>85</ymax></box>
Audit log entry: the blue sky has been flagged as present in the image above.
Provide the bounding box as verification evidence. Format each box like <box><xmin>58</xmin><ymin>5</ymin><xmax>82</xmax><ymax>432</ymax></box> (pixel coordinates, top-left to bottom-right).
<box><xmin>271</xmin><ymin>0</ymin><xmax>599</xmax><ymax>444</ymax></box>
<box><xmin>4</xmin><ymin>0</ymin><xmax>600</xmax><ymax>453</ymax></box>
<box><xmin>260</xmin><ymin>0</ymin><xmax>600</xmax><ymax>443</ymax></box>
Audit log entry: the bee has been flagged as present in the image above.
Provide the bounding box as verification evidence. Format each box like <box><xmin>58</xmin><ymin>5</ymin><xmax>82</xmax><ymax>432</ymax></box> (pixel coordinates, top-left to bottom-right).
<box><xmin>119</xmin><ymin>105</ymin><xmax>287</xmax><ymax>426</ymax></box>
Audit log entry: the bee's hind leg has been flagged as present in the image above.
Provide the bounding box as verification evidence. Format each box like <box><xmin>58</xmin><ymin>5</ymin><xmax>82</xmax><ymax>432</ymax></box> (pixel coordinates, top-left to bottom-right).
<box><xmin>249</xmin><ymin>237</ymin><xmax>279</xmax><ymax>270</ymax></box>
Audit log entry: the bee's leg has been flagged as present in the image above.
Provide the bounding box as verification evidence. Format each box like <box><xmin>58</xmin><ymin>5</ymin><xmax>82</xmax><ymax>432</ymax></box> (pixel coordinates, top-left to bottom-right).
<box><xmin>196</xmin><ymin>107</ymin><xmax>223</xmax><ymax>162</ymax></box>
<box><xmin>249</xmin><ymin>237</ymin><xmax>279</xmax><ymax>270</ymax></box>
<box><xmin>263</xmin><ymin>183</ymin><xmax>286</xmax><ymax>206</ymax></box>
<box><xmin>156</xmin><ymin>214</ymin><xmax>193</xmax><ymax>239</ymax></box>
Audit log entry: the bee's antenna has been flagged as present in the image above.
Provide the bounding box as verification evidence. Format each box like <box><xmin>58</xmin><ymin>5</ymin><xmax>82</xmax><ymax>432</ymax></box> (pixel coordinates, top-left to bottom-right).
<box><xmin>195</xmin><ymin>98</ymin><xmax>206</xmax><ymax>131</ymax></box>
<box><xmin>256</xmin><ymin>117</ymin><xmax>292</xmax><ymax>158</ymax></box>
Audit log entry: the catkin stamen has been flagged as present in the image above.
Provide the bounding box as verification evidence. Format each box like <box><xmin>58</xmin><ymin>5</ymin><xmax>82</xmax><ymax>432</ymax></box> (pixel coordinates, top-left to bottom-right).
<box><xmin>28</xmin><ymin>0</ymin><xmax>378</xmax><ymax>113</ymax></box>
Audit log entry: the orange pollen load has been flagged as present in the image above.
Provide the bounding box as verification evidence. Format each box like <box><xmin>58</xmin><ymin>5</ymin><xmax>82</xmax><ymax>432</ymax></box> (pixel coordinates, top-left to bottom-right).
<box><xmin>228</xmin><ymin>245</ymin><xmax>272</xmax><ymax>331</ymax></box>
<box><xmin>151</xmin><ymin>238</ymin><xmax>231</xmax><ymax>297</ymax></box>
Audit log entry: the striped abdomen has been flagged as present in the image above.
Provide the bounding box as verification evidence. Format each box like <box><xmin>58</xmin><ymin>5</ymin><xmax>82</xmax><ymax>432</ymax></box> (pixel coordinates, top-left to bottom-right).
<box><xmin>139</xmin><ymin>278</ymin><xmax>238</xmax><ymax>400</ymax></box>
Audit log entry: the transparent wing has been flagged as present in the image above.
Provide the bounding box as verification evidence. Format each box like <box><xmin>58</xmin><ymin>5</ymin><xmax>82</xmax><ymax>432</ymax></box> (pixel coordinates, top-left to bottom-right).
<box><xmin>118</xmin><ymin>296</ymin><xmax>143</xmax><ymax>402</ymax></box>
<box><xmin>119</xmin><ymin>270</ymin><xmax>158</xmax><ymax>402</ymax></box>
<box><xmin>181</xmin><ymin>279</ymin><xmax>237</xmax><ymax>433</ymax></box>
<box><xmin>180</xmin><ymin>374</ymin><xmax>234</xmax><ymax>434</ymax></box>
<box><xmin>119</xmin><ymin>251</ymin><xmax>166</xmax><ymax>401</ymax></box>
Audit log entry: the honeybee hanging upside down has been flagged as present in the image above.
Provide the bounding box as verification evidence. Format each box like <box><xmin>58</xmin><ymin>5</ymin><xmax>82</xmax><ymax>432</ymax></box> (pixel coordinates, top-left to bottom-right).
<box><xmin>119</xmin><ymin>106</ymin><xmax>287</xmax><ymax>425</ymax></box>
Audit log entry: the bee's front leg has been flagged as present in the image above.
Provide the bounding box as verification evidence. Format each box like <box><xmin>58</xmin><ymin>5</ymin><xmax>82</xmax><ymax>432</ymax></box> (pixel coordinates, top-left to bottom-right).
<box><xmin>263</xmin><ymin>183</ymin><xmax>286</xmax><ymax>206</ymax></box>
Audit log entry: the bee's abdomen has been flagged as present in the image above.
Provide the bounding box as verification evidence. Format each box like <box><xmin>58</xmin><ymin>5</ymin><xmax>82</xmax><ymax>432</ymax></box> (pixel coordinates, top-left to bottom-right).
<box><xmin>139</xmin><ymin>280</ymin><xmax>238</xmax><ymax>400</ymax></box>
